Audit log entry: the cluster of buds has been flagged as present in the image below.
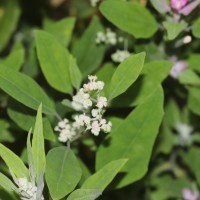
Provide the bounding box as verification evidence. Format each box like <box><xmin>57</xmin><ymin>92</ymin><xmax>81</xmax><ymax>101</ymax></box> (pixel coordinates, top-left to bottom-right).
<box><xmin>111</xmin><ymin>49</ymin><xmax>131</xmax><ymax>63</ymax></box>
<box><xmin>16</xmin><ymin>178</ymin><xmax>44</xmax><ymax>200</ymax></box>
<box><xmin>95</xmin><ymin>28</ymin><xmax>124</xmax><ymax>45</ymax></box>
<box><xmin>55</xmin><ymin>75</ymin><xmax>112</xmax><ymax>143</ymax></box>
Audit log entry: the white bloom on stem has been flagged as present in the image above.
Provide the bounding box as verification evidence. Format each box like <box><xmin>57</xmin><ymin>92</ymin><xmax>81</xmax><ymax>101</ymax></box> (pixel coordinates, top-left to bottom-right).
<box><xmin>102</xmin><ymin>121</ymin><xmax>112</xmax><ymax>133</ymax></box>
<box><xmin>105</xmin><ymin>28</ymin><xmax>117</xmax><ymax>45</ymax></box>
<box><xmin>111</xmin><ymin>49</ymin><xmax>130</xmax><ymax>63</ymax></box>
<box><xmin>91</xmin><ymin>109</ymin><xmax>99</xmax><ymax>118</ymax></box>
<box><xmin>96</xmin><ymin>31</ymin><xmax>106</xmax><ymax>44</ymax></box>
<box><xmin>91</xmin><ymin>121</ymin><xmax>101</xmax><ymax>136</ymax></box>
<box><xmin>97</xmin><ymin>96</ymin><xmax>107</xmax><ymax>108</ymax></box>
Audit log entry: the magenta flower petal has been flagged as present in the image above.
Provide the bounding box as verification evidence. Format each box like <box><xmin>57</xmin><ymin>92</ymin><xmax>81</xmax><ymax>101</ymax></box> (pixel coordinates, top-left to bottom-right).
<box><xmin>180</xmin><ymin>0</ymin><xmax>200</xmax><ymax>15</ymax></box>
<box><xmin>170</xmin><ymin>0</ymin><xmax>188</xmax><ymax>11</ymax></box>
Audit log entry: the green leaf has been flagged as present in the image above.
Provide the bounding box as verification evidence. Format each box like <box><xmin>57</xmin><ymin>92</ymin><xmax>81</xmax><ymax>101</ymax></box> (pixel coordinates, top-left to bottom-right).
<box><xmin>192</xmin><ymin>17</ymin><xmax>200</xmax><ymax>38</ymax></box>
<box><xmin>100</xmin><ymin>1</ymin><xmax>158</xmax><ymax>39</ymax></box>
<box><xmin>0</xmin><ymin>0</ymin><xmax>21</xmax><ymax>52</ymax></box>
<box><xmin>187</xmin><ymin>54</ymin><xmax>200</xmax><ymax>71</ymax></box>
<box><xmin>69</xmin><ymin>55</ymin><xmax>82</xmax><ymax>90</ymax></box>
<box><xmin>112</xmin><ymin>60</ymin><xmax>172</xmax><ymax>107</ymax></box>
<box><xmin>67</xmin><ymin>189</ymin><xmax>102</xmax><ymax>200</ymax></box>
<box><xmin>7</xmin><ymin>101</ymin><xmax>56</xmax><ymax>142</ymax></box>
<box><xmin>178</xmin><ymin>69</ymin><xmax>200</xmax><ymax>86</ymax></box>
<box><xmin>108</xmin><ymin>52</ymin><xmax>145</xmax><ymax>100</ymax></box>
<box><xmin>44</xmin><ymin>17</ymin><xmax>76</xmax><ymax>47</ymax></box>
<box><xmin>0</xmin><ymin>173</ymin><xmax>18</xmax><ymax>193</ymax></box>
<box><xmin>0</xmin><ymin>64</ymin><xmax>55</xmax><ymax>115</ymax></box>
<box><xmin>0</xmin><ymin>42</ymin><xmax>24</xmax><ymax>71</ymax></box>
<box><xmin>181</xmin><ymin>147</ymin><xmax>200</xmax><ymax>185</ymax></box>
<box><xmin>72</xmin><ymin>16</ymin><xmax>105</xmax><ymax>77</ymax></box>
<box><xmin>96</xmin><ymin>86</ymin><xmax>164</xmax><ymax>188</ymax></box>
<box><xmin>163</xmin><ymin>21</ymin><xmax>187</xmax><ymax>40</ymax></box>
<box><xmin>46</xmin><ymin>146</ymin><xmax>82</xmax><ymax>200</ymax></box>
<box><xmin>32</xmin><ymin>104</ymin><xmax>46</xmax><ymax>181</ymax></box>
<box><xmin>0</xmin><ymin>144</ymin><xmax>29</xmax><ymax>178</ymax></box>
<box><xmin>82</xmin><ymin>159</ymin><xmax>127</xmax><ymax>191</ymax></box>
<box><xmin>188</xmin><ymin>87</ymin><xmax>200</xmax><ymax>116</ymax></box>
<box><xmin>150</xmin><ymin>0</ymin><xmax>170</xmax><ymax>14</ymax></box>
<box><xmin>35</xmin><ymin>30</ymin><xmax>73</xmax><ymax>94</ymax></box>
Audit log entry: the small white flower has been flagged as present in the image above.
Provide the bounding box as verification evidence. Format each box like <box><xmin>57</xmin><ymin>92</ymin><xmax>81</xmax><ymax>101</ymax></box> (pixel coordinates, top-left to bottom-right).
<box><xmin>111</xmin><ymin>49</ymin><xmax>130</xmax><ymax>63</ymax></box>
<box><xmin>106</xmin><ymin>29</ymin><xmax>117</xmax><ymax>45</ymax></box>
<box><xmin>88</xmin><ymin>75</ymin><xmax>97</xmax><ymax>82</ymax></box>
<box><xmin>83</xmin><ymin>98</ymin><xmax>93</xmax><ymax>108</ymax></box>
<box><xmin>97</xmin><ymin>96</ymin><xmax>107</xmax><ymax>108</ymax></box>
<box><xmin>183</xmin><ymin>35</ymin><xmax>192</xmax><ymax>44</ymax></box>
<box><xmin>170</xmin><ymin>60</ymin><xmax>188</xmax><ymax>78</ymax></box>
<box><xmin>91</xmin><ymin>109</ymin><xmax>99</xmax><ymax>117</ymax></box>
<box><xmin>91</xmin><ymin>121</ymin><xmax>101</xmax><ymax>136</ymax></box>
<box><xmin>96</xmin><ymin>31</ymin><xmax>106</xmax><ymax>44</ymax></box>
<box><xmin>97</xmin><ymin>81</ymin><xmax>104</xmax><ymax>90</ymax></box>
<box><xmin>102</xmin><ymin>122</ymin><xmax>112</xmax><ymax>133</ymax></box>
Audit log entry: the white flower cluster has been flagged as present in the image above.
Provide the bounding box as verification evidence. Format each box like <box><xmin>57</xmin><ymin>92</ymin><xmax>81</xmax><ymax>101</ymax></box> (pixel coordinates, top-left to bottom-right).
<box><xmin>55</xmin><ymin>75</ymin><xmax>112</xmax><ymax>143</ymax></box>
<box><xmin>17</xmin><ymin>178</ymin><xmax>44</xmax><ymax>200</ymax></box>
<box><xmin>90</xmin><ymin>0</ymin><xmax>101</xmax><ymax>7</ymax></box>
<box><xmin>96</xmin><ymin>28</ymin><xmax>123</xmax><ymax>45</ymax></box>
<box><xmin>111</xmin><ymin>49</ymin><xmax>131</xmax><ymax>63</ymax></box>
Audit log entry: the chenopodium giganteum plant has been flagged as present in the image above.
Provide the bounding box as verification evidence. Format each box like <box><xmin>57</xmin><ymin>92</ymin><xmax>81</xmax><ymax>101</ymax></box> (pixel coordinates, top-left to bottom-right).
<box><xmin>1</xmin><ymin>0</ymin><xmax>200</xmax><ymax>199</ymax></box>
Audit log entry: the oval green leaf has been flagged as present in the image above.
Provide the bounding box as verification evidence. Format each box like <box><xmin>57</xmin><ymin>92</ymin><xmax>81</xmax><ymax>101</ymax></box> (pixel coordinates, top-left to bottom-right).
<box><xmin>45</xmin><ymin>146</ymin><xmax>82</xmax><ymax>200</ymax></box>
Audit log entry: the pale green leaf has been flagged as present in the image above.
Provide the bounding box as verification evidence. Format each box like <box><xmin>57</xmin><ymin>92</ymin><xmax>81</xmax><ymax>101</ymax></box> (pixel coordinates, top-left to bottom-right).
<box><xmin>0</xmin><ymin>173</ymin><xmax>18</xmax><ymax>193</ymax></box>
<box><xmin>163</xmin><ymin>21</ymin><xmax>187</xmax><ymax>40</ymax></box>
<box><xmin>82</xmin><ymin>159</ymin><xmax>127</xmax><ymax>191</ymax></box>
<box><xmin>108</xmin><ymin>52</ymin><xmax>145</xmax><ymax>100</ymax></box>
<box><xmin>96</xmin><ymin>86</ymin><xmax>164</xmax><ymax>188</ymax></box>
<box><xmin>100</xmin><ymin>1</ymin><xmax>158</xmax><ymax>39</ymax></box>
<box><xmin>35</xmin><ymin>30</ymin><xmax>73</xmax><ymax>94</ymax></box>
<box><xmin>44</xmin><ymin>17</ymin><xmax>76</xmax><ymax>47</ymax></box>
<box><xmin>0</xmin><ymin>144</ymin><xmax>29</xmax><ymax>178</ymax></box>
<box><xmin>46</xmin><ymin>146</ymin><xmax>82</xmax><ymax>200</ymax></box>
<box><xmin>0</xmin><ymin>64</ymin><xmax>55</xmax><ymax>115</ymax></box>
<box><xmin>188</xmin><ymin>87</ymin><xmax>200</xmax><ymax>116</ymax></box>
<box><xmin>32</xmin><ymin>104</ymin><xmax>46</xmax><ymax>181</ymax></box>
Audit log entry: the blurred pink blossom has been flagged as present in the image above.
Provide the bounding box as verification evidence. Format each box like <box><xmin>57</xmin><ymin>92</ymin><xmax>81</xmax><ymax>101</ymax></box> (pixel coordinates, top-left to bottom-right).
<box><xmin>170</xmin><ymin>0</ymin><xmax>188</xmax><ymax>11</ymax></box>
<box><xmin>182</xmin><ymin>188</ymin><xmax>199</xmax><ymax>200</ymax></box>
<box><xmin>170</xmin><ymin>60</ymin><xmax>188</xmax><ymax>78</ymax></box>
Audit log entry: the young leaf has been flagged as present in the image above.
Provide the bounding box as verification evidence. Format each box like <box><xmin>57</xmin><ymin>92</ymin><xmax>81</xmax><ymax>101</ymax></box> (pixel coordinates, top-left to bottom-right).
<box><xmin>72</xmin><ymin>16</ymin><xmax>105</xmax><ymax>77</ymax></box>
<box><xmin>0</xmin><ymin>173</ymin><xmax>18</xmax><ymax>193</ymax></box>
<box><xmin>163</xmin><ymin>21</ymin><xmax>187</xmax><ymax>40</ymax></box>
<box><xmin>32</xmin><ymin>104</ymin><xmax>46</xmax><ymax>182</ymax></box>
<box><xmin>45</xmin><ymin>146</ymin><xmax>82</xmax><ymax>199</ymax></box>
<box><xmin>108</xmin><ymin>52</ymin><xmax>145</xmax><ymax>100</ymax></box>
<box><xmin>35</xmin><ymin>30</ymin><xmax>73</xmax><ymax>94</ymax></box>
<box><xmin>44</xmin><ymin>17</ymin><xmax>76</xmax><ymax>47</ymax></box>
<box><xmin>82</xmin><ymin>159</ymin><xmax>128</xmax><ymax>191</ymax></box>
<box><xmin>67</xmin><ymin>189</ymin><xmax>102</xmax><ymax>200</ymax></box>
<box><xmin>0</xmin><ymin>0</ymin><xmax>21</xmax><ymax>52</ymax></box>
<box><xmin>96</xmin><ymin>86</ymin><xmax>164</xmax><ymax>188</ymax></box>
<box><xmin>0</xmin><ymin>64</ymin><xmax>55</xmax><ymax>115</ymax></box>
<box><xmin>100</xmin><ymin>1</ymin><xmax>158</xmax><ymax>39</ymax></box>
<box><xmin>0</xmin><ymin>144</ymin><xmax>29</xmax><ymax>178</ymax></box>
<box><xmin>188</xmin><ymin>87</ymin><xmax>200</xmax><ymax>116</ymax></box>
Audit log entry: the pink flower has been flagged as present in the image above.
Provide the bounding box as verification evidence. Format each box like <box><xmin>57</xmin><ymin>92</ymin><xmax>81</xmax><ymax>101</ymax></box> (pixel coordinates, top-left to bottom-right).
<box><xmin>170</xmin><ymin>0</ymin><xmax>188</xmax><ymax>11</ymax></box>
<box><xmin>182</xmin><ymin>188</ymin><xmax>199</xmax><ymax>200</ymax></box>
<box><xmin>170</xmin><ymin>60</ymin><xmax>188</xmax><ymax>78</ymax></box>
